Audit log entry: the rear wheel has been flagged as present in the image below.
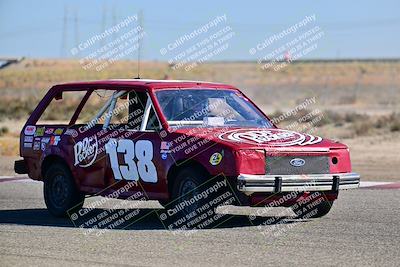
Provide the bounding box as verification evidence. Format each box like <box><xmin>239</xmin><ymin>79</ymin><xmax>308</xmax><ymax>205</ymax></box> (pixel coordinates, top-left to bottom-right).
<box><xmin>43</xmin><ymin>163</ymin><xmax>85</xmax><ymax>217</ymax></box>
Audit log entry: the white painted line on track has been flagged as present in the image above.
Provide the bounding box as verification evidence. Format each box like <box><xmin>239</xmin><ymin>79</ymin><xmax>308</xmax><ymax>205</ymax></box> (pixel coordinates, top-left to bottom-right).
<box><xmin>0</xmin><ymin>176</ymin><xmax>399</xmax><ymax>188</ymax></box>
<box><xmin>359</xmin><ymin>181</ymin><xmax>392</xmax><ymax>187</ymax></box>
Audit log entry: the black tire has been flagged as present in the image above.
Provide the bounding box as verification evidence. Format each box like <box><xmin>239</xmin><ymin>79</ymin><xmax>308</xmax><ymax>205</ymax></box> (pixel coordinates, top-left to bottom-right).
<box><xmin>43</xmin><ymin>163</ymin><xmax>85</xmax><ymax>217</ymax></box>
<box><xmin>292</xmin><ymin>200</ymin><xmax>334</xmax><ymax>219</ymax></box>
<box><xmin>171</xmin><ymin>167</ymin><xmax>209</xmax><ymax>216</ymax></box>
<box><xmin>163</xmin><ymin>167</ymin><xmax>233</xmax><ymax>230</ymax></box>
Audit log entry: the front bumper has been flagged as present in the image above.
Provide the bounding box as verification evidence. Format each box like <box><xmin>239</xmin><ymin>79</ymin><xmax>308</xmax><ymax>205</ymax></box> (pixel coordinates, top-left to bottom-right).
<box><xmin>237</xmin><ymin>172</ymin><xmax>360</xmax><ymax>194</ymax></box>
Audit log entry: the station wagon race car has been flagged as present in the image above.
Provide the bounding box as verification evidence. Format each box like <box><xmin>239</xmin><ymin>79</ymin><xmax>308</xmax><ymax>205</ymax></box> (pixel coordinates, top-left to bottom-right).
<box><xmin>15</xmin><ymin>79</ymin><xmax>360</xmax><ymax>227</ymax></box>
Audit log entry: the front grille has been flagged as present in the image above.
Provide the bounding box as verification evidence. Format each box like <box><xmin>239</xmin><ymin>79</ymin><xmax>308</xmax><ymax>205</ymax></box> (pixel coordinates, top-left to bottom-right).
<box><xmin>266</xmin><ymin>156</ymin><xmax>330</xmax><ymax>175</ymax></box>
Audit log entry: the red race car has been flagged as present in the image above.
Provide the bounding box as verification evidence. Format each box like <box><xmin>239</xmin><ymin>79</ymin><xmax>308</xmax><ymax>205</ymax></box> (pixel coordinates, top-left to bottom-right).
<box><xmin>15</xmin><ymin>79</ymin><xmax>360</xmax><ymax>222</ymax></box>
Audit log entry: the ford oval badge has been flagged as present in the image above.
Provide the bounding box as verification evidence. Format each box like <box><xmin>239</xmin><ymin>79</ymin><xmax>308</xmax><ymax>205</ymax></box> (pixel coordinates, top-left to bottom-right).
<box><xmin>290</xmin><ymin>158</ymin><xmax>305</xmax><ymax>167</ymax></box>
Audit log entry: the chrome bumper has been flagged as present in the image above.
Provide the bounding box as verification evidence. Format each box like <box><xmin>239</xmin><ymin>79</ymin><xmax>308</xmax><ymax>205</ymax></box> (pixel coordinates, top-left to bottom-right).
<box><xmin>237</xmin><ymin>172</ymin><xmax>360</xmax><ymax>194</ymax></box>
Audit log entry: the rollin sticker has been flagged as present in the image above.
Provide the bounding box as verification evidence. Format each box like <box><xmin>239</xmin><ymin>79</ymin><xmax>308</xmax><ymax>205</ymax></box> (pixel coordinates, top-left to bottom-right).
<box><xmin>218</xmin><ymin>129</ymin><xmax>322</xmax><ymax>146</ymax></box>
<box><xmin>74</xmin><ymin>136</ymin><xmax>98</xmax><ymax>167</ymax></box>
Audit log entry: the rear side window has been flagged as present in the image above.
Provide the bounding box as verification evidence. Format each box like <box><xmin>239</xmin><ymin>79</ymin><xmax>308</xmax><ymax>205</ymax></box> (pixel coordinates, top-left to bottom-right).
<box><xmin>37</xmin><ymin>91</ymin><xmax>86</xmax><ymax>124</ymax></box>
<box><xmin>76</xmin><ymin>90</ymin><xmax>147</xmax><ymax>130</ymax></box>
<box><xmin>76</xmin><ymin>90</ymin><xmax>119</xmax><ymax>125</ymax></box>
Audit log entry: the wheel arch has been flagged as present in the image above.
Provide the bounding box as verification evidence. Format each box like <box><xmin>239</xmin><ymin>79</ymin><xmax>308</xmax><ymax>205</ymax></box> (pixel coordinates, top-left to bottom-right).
<box><xmin>166</xmin><ymin>159</ymin><xmax>210</xmax><ymax>198</ymax></box>
<box><xmin>41</xmin><ymin>154</ymin><xmax>71</xmax><ymax>180</ymax></box>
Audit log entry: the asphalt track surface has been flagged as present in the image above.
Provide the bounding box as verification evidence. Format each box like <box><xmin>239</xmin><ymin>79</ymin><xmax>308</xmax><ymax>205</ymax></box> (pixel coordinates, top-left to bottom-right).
<box><xmin>0</xmin><ymin>177</ymin><xmax>399</xmax><ymax>266</ymax></box>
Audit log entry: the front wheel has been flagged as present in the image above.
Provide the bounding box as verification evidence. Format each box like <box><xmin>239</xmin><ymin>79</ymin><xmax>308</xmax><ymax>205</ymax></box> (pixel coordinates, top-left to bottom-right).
<box><xmin>44</xmin><ymin>163</ymin><xmax>85</xmax><ymax>217</ymax></box>
<box><xmin>171</xmin><ymin>167</ymin><xmax>207</xmax><ymax>216</ymax></box>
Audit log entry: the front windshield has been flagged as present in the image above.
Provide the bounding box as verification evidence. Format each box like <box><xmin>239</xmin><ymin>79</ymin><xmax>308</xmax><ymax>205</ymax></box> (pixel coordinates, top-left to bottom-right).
<box><xmin>155</xmin><ymin>89</ymin><xmax>273</xmax><ymax>128</ymax></box>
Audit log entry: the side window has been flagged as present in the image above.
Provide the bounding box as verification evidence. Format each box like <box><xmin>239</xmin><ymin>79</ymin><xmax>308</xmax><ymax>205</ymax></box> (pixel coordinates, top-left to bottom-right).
<box><xmin>37</xmin><ymin>91</ymin><xmax>87</xmax><ymax>124</ymax></box>
<box><xmin>145</xmin><ymin>106</ymin><xmax>160</xmax><ymax>131</ymax></box>
<box><xmin>127</xmin><ymin>91</ymin><xmax>147</xmax><ymax>130</ymax></box>
<box><xmin>76</xmin><ymin>89</ymin><xmax>131</xmax><ymax>127</ymax></box>
<box><xmin>129</xmin><ymin>91</ymin><xmax>160</xmax><ymax>131</ymax></box>
<box><xmin>76</xmin><ymin>90</ymin><xmax>114</xmax><ymax>125</ymax></box>
<box><xmin>74</xmin><ymin>89</ymin><xmax>159</xmax><ymax>131</ymax></box>
<box><xmin>110</xmin><ymin>94</ymin><xmax>129</xmax><ymax>125</ymax></box>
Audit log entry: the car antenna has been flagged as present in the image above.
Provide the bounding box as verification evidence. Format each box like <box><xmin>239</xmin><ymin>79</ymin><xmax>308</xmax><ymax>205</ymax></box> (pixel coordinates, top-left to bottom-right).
<box><xmin>135</xmin><ymin>10</ymin><xmax>143</xmax><ymax>79</ymax></box>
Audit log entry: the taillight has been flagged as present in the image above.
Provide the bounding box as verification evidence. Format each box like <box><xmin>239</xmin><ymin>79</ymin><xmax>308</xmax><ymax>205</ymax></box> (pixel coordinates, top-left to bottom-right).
<box><xmin>330</xmin><ymin>148</ymin><xmax>351</xmax><ymax>173</ymax></box>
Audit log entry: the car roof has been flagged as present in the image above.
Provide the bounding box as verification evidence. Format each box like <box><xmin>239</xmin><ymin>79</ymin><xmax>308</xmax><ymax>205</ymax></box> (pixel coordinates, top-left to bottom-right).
<box><xmin>51</xmin><ymin>79</ymin><xmax>237</xmax><ymax>91</ymax></box>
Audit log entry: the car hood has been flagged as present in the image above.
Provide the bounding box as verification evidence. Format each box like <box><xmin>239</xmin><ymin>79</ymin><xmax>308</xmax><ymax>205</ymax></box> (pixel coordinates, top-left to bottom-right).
<box><xmin>172</xmin><ymin>127</ymin><xmax>347</xmax><ymax>152</ymax></box>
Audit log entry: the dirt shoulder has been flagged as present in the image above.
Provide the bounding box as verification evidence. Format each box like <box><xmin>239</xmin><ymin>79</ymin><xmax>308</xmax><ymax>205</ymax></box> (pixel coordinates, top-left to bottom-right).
<box><xmin>344</xmin><ymin>133</ymin><xmax>400</xmax><ymax>181</ymax></box>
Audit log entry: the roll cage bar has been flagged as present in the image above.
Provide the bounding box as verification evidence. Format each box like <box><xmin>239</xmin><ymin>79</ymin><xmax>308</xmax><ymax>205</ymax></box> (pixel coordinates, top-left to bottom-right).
<box><xmin>90</xmin><ymin>90</ymin><xmax>161</xmax><ymax>131</ymax></box>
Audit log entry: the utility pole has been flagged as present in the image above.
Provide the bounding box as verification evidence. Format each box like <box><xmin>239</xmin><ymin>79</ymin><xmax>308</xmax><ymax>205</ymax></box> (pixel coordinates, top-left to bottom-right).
<box><xmin>60</xmin><ymin>6</ymin><xmax>68</xmax><ymax>57</ymax></box>
<box><xmin>74</xmin><ymin>7</ymin><xmax>79</xmax><ymax>58</ymax></box>
<box><xmin>136</xmin><ymin>10</ymin><xmax>143</xmax><ymax>78</ymax></box>
<box><xmin>112</xmin><ymin>5</ymin><xmax>117</xmax><ymax>44</ymax></box>
<box><xmin>100</xmin><ymin>4</ymin><xmax>107</xmax><ymax>50</ymax></box>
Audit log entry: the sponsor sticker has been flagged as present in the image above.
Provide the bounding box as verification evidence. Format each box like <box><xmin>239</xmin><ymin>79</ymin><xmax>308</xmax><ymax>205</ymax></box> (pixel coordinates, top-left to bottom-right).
<box><xmin>33</xmin><ymin>141</ymin><xmax>40</xmax><ymax>150</ymax></box>
<box><xmin>41</xmin><ymin>142</ymin><xmax>46</xmax><ymax>151</ymax></box>
<box><xmin>209</xmin><ymin>152</ymin><xmax>223</xmax><ymax>166</ymax></box>
<box><xmin>24</xmin><ymin>125</ymin><xmax>36</xmax><ymax>136</ymax></box>
<box><xmin>54</xmin><ymin>128</ymin><xmax>64</xmax><ymax>135</ymax></box>
<box><xmin>160</xmin><ymin>141</ymin><xmax>171</xmax><ymax>154</ymax></box>
<box><xmin>50</xmin><ymin>136</ymin><xmax>61</xmax><ymax>146</ymax></box>
<box><xmin>219</xmin><ymin>129</ymin><xmax>322</xmax><ymax>146</ymax></box>
<box><xmin>24</xmin><ymin>136</ymin><xmax>34</xmax><ymax>142</ymax></box>
<box><xmin>45</xmin><ymin>128</ymin><xmax>54</xmax><ymax>134</ymax></box>
<box><xmin>24</xmin><ymin>142</ymin><xmax>32</xmax><ymax>148</ymax></box>
<box><xmin>64</xmin><ymin>129</ymin><xmax>78</xmax><ymax>138</ymax></box>
<box><xmin>74</xmin><ymin>136</ymin><xmax>98</xmax><ymax>167</ymax></box>
<box><xmin>41</xmin><ymin>137</ymin><xmax>50</xmax><ymax>143</ymax></box>
<box><xmin>35</xmin><ymin>127</ymin><xmax>45</xmax><ymax>137</ymax></box>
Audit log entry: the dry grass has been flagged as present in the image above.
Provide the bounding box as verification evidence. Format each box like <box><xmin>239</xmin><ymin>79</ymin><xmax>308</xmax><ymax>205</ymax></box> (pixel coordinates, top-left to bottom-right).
<box><xmin>0</xmin><ymin>137</ymin><xmax>19</xmax><ymax>156</ymax></box>
<box><xmin>0</xmin><ymin>58</ymin><xmax>399</xmax><ymax>155</ymax></box>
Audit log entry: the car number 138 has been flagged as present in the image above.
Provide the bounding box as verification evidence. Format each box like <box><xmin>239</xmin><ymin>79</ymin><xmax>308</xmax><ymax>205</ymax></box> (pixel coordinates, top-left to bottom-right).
<box><xmin>105</xmin><ymin>138</ymin><xmax>157</xmax><ymax>183</ymax></box>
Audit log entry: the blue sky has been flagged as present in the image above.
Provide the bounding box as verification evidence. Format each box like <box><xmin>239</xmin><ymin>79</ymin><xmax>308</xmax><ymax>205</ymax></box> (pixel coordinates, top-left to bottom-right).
<box><xmin>0</xmin><ymin>0</ymin><xmax>399</xmax><ymax>60</ymax></box>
